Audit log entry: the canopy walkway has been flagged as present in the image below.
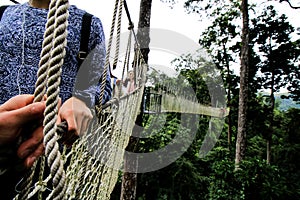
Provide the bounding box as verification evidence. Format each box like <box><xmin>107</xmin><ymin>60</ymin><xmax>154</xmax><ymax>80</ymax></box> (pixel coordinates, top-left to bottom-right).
<box><xmin>11</xmin><ymin>0</ymin><xmax>228</xmax><ymax>199</ymax></box>
<box><xmin>144</xmin><ymin>87</ymin><xmax>229</xmax><ymax>117</ymax></box>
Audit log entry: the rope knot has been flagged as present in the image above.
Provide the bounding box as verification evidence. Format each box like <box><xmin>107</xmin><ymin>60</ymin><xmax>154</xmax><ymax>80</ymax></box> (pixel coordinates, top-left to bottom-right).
<box><xmin>128</xmin><ymin>22</ymin><xmax>134</xmax><ymax>30</ymax></box>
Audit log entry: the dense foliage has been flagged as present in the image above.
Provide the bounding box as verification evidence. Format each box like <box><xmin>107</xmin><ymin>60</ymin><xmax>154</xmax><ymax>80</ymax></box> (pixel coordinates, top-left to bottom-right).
<box><xmin>112</xmin><ymin>0</ymin><xmax>300</xmax><ymax>199</ymax></box>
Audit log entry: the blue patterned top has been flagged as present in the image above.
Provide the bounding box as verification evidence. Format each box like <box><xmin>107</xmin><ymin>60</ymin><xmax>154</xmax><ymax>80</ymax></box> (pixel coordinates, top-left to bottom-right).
<box><xmin>0</xmin><ymin>3</ymin><xmax>112</xmax><ymax>107</ymax></box>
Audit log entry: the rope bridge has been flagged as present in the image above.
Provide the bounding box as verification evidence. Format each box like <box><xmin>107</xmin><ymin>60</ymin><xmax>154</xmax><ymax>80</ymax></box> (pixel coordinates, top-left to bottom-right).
<box><xmin>13</xmin><ymin>0</ymin><xmax>146</xmax><ymax>199</ymax></box>
<box><xmin>11</xmin><ymin>0</ymin><xmax>228</xmax><ymax>199</ymax></box>
<box><xmin>144</xmin><ymin>87</ymin><xmax>229</xmax><ymax>117</ymax></box>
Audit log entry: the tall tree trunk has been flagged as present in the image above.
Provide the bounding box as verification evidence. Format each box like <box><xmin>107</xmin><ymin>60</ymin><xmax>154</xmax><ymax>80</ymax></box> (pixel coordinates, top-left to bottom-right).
<box><xmin>223</xmin><ymin>43</ymin><xmax>232</xmax><ymax>149</ymax></box>
<box><xmin>267</xmin><ymin>52</ymin><xmax>275</xmax><ymax>164</ymax></box>
<box><xmin>136</xmin><ymin>0</ymin><xmax>152</xmax><ymax>63</ymax></box>
<box><xmin>267</xmin><ymin>82</ymin><xmax>275</xmax><ymax>164</ymax></box>
<box><xmin>120</xmin><ymin>0</ymin><xmax>152</xmax><ymax>199</ymax></box>
<box><xmin>227</xmin><ymin>88</ymin><xmax>232</xmax><ymax>149</ymax></box>
<box><xmin>235</xmin><ymin>0</ymin><xmax>249</xmax><ymax>169</ymax></box>
<box><xmin>120</xmin><ymin>140</ymin><xmax>138</xmax><ymax>200</ymax></box>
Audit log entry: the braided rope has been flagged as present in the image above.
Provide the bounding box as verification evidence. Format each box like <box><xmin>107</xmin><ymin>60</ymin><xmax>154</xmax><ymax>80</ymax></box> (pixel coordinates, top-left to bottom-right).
<box><xmin>16</xmin><ymin>0</ymin><xmax>70</xmax><ymax>199</ymax></box>
<box><xmin>98</xmin><ymin>0</ymin><xmax>122</xmax><ymax>112</ymax></box>
<box><xmin>112</xmin><ymin>0</ymin><xmax>124</xmax><ymax>68</ymax></box>
<box><xmin>125</xmin><ymin>30</ymin><xmax>133</xmax><ymax>72</ymax></box>
<box><xmin>13</xmin><ymin>1</ymin><xmax>59</xmax><ymax>200</ymax></box>
<box><xmin>34</xmin><ymin>0</ymin><xmax>57</xmax><ymax>102</ymax></box>
<box><xmin>42</xmin><ymin>0</ymin><xmax>69</xmax><ymax>199</ymax></box>
<box><xmin>36</xmin><ymin>1</ymin><xmax>58</xmax><ymax>199</ymax></box>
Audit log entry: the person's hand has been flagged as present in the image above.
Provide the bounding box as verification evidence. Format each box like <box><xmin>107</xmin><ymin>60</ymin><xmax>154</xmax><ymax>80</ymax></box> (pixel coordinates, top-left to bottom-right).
<box><xmin>17</xmin><ymin>126</ymin><xmax>44</xmax><ymax>168</ymax></box>
<box><xmin>57</xmin><ymin>97</ymin><xmax>93</xmax><ymax>144</ymax></box>
<box><xmin>0</xmin><ymin>95</ymin><xmax>45</xmax><ymax>168</ymax></box>
<box><xmin>0</xmin><ymin>95</ymin><xmax>45</xmax><ymax>146</ymax></box>
<box><xmin>17</xmin><ymin>96</ymin><xmax>61</xmax><ymax>168</ymax></box>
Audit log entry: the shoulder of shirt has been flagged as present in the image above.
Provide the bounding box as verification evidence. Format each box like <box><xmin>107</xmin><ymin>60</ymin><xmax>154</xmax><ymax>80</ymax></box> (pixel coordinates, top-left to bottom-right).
<box><xmin>4</xmin><ymin>4</ymin><xmax>102</xmax><ymax>24</ymax></box>
<box><xmin>68</xmin><ymin>5</ymin><xmax>104</xmax><ymax>47</ymax></box>
<box><xmin>2</xmin><ymin>3</ymin><xmax>23</xmax><ymax>12</ymax></box>
<box><xmin>69</xmin><ymin>5</ymin><xmax>101</xmax><ymax>23</ymax></box>
<box><xmin>1</xmin><ymin>4</ymin><xmax>30</xmax><ymax>20</ymax></box>
<box><xmin>70</xmin><ymin>5</ymin><xmax>103</xmax><ymax>32</ymax></box>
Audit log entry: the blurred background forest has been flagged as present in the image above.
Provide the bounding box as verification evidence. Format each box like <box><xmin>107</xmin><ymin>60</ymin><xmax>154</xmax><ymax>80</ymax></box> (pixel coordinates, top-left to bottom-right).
<box><xmin>112</xmin><ymin>0</ymin><xmax>300</xmax><ymax>199</ymax></box>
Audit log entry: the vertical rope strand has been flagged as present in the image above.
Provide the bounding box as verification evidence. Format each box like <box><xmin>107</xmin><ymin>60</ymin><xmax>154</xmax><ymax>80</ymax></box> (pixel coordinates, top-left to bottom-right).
<box><xmin>98</xmin><ymin>0</ymin><xmax>121</xmax><ymax>112</ymax></box>
<box><xmin>43</xmin><ymin>0</ymin><xmax>69</xmax><ymax>199</ymax></box>
<box><xmin>112</xmin><ymin>0</ymin><xmax>124</xmax><ymax>68</ymax></box>
<box><xmin>14</xmin><ymin>1</ymin><xmax>58</xmax><ymax>199</ymax></box>
<box><xmin>34</xmin><ymin>0</ymin><xmax>57</xmax><ymax>102</ymax></box>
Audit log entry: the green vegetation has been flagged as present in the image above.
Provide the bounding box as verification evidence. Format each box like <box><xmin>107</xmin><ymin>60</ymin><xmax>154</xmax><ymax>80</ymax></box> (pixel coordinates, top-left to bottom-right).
<box><xmin>112</xmin><ymin>0</ymin><xmax>300</xmax><ymax>199</ymax></box>
<box><xmin>275</xmin><ymin>93</ymin><xmax>300</xmax><ymax>111</ymax></box>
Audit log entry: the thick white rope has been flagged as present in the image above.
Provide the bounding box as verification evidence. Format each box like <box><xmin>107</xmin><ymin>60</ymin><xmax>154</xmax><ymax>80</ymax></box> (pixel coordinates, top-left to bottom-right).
<box><xmin>15</xmin><ymin>0</ymin><xmax>70</xmax><ymax>199</ymax></box>
<box><xmin>34</xmin><ymin>0</ymin><xmax>58</xmax><ymax>102</ymax></box>
<box><xmin>43</xmin><ymin>0</ymin><xmax>69</xmax><ymax>199</ymax></box>
<box><xmin>13</xmin><ymin>1</ymin><xmax>59</xmax><ymax>199</ymax></box>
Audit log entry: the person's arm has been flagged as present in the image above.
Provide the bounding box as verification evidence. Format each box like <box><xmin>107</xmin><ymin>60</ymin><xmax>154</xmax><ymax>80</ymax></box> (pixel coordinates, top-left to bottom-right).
<box><xmin>58</xmin><ymin>15</ymin><xmax>111</xmax><ymax>137</ymax></box>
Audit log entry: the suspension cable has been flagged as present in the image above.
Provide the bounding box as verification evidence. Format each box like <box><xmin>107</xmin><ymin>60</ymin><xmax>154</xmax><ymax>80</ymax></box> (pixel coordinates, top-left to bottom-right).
<box><xmin>124</xmin><ymin>0</ymin><xmax>138</xmax><ymax>44</ymax></box>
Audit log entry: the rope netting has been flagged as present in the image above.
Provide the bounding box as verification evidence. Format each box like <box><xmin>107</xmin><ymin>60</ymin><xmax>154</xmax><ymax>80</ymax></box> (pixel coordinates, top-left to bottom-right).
<box><xmin>13</xmin><ymin>0</ymin><xmax>147</xmax><ymax>199</ymax></box>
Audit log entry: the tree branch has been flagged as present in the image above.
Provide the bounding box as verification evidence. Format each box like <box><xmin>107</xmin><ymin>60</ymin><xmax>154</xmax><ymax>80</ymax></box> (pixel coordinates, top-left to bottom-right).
<box><xmin>280</xmin><ymin>0</ymin><xmax>300</xmax><ymax>9</ymax></box>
